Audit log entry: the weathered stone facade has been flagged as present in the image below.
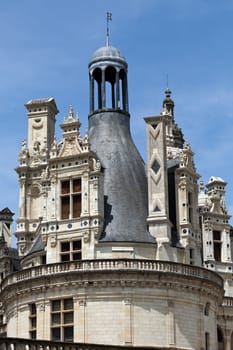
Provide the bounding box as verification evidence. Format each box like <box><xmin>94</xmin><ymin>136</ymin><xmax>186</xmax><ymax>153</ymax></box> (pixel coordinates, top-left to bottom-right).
<box><xmin>0</xmin><ymin>38</ymin><xmax>233</xmax><ymax>350</ymax></box>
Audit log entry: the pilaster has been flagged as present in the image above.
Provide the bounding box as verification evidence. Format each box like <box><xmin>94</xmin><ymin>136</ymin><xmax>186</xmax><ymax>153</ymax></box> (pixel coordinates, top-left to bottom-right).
<box><xmin>145</xmin><ymin>115</ymin><xmax>171</xmax><ymax>245</ymax></box>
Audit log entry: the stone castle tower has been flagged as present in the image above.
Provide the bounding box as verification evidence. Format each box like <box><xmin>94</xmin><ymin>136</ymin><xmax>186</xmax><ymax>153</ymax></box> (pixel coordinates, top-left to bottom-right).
<box><xmin>0</xmin><ymin>37</ymin><xmax>233</xmax><ymax>350</ymax></box>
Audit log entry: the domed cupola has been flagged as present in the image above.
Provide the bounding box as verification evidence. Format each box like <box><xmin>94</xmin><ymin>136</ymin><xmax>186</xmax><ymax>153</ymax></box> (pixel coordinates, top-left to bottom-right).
<box><xmin>88</xmin><ymin>43</ymin><xmax>129</xmax><ymax>115</ymax></box>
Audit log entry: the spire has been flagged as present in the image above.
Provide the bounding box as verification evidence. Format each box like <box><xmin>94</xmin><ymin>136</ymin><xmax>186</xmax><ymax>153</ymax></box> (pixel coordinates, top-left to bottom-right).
<box><xmin>106</xmin><ymin>12</ymin><xmax>112</xmax><ymax>46</ymax></box>
<box><xmin>68</xmin><ymin>104</ymin><xmax>74</xmax><ymax>120</ymax></box>
<box><xmin>60</xmin><ymin>105</ymin><xmax>81</xmax><ymax>134</ymax></box>
<box><xmin>163</xmin><ymin>87</ymin><xmax>174</xmax><ymax>116</ymax></box>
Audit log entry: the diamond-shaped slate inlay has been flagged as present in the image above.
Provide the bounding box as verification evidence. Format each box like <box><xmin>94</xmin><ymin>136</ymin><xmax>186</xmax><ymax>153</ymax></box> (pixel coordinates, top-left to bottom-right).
<box><xmin>152</xmin><ymin>159</ymin><xmax>160</xmax><ymax>175</ymax></box>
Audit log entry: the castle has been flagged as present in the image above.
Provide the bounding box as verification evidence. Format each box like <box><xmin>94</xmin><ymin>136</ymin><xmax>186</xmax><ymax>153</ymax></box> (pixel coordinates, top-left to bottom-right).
<box><xmin>0</xmin><ymin>35</ymin><xmax>232</xmax><ymax>350</ymax></box>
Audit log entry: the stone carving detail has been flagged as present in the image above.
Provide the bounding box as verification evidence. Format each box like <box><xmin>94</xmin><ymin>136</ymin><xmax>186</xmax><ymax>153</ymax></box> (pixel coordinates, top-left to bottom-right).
<box><xmin>19</xmin><ymin>139</ymin><xmax>29</xmax><ymax>165</ymax></box>
<box><xmin>93</xmin><ymin>158</ymin><xmax>101</xmax><ymax>172</ymax></box>
<box><xmin>79</xmin><ymin>299</ymin><xmax>86</xmax><ymax>306</ymax></box>
<box><xmin>50</xmin><ymin>234</ymin><xmax>57</xmax><ymax>248</ymax></box>
<box><xmin>179</xmin><ymin>141</ymin><xmax>196</xmax><ymax>173</ymax></box>
<box><xmin>39</xmin><ymin>303</ymin><xmax>45</xmax><ymax>312</ymax></box>
<box><xmin>83</xmin><ymin>231</ymin><xmax>90</xmax><ymax>243</ymax></box>
<box><xmin>19</xmin><ymin>243</ymin><xmax>26</xmax><ymax>255</ymax></box>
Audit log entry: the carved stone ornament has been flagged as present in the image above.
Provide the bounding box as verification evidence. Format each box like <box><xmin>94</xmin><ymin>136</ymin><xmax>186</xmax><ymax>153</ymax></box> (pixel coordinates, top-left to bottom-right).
<box><xmin>83</xmin><ymin>231</ymin><xmax>90</xmax><ymax>243</ymax></box>
<box><xmin>19</xmin><ymin>139</ymin><xmax>29</xmax><ymax>162</ymax></box>
<box><xmin>39</xmin><ymin>303</ymin><xmax>45</xmax><ymax>312</ymax></box>
<box><xmin>50</xmin><ymin>234</ymin><xmax>57</xmax><ymax>247</ymax></box>
<box><xmin>19</xmin><ymin>243</ymin><xmax>26</xmax><ymax>254</ymax></box>
<box><xmin>79</xmin><ymin>299</ymin><xmax>86</xmax><ymax>306</ymax></box>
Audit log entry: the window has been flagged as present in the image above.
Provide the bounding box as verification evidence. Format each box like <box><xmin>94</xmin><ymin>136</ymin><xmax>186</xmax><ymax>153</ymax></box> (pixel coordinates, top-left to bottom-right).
<box><xmin>51</xmin><ymin>299</ymin><xmax>73</xmax><ymax>342</ymax></box>
<box><xmin>29</xmin><ymin>303</ymin><xmax>37</xmax><ymax>339</ymax></box>
<box><xmin>189</xmin><ymin>248</ymin><xmax>194</xmax><ymax>265</ymax></box>
<box><xmin>205</xmin><ymin>332</ymin><xmax>210</xmax><ymax>350</ymax></box>
<box><xmin>60</xmin><ymin>240</ymin><xmax>82</xmax><ymax>262</ymax></box>
<box><xmin>188</xmin><ymin>192</ymin><xmax>193</xmax><ymax>224</ymax></box>
<box><xmin>204</xmin><ymin>302</ymin><xmax>210</xmax><ymax>316</ymax></box>
<box><xmin>61</xmin><ymin>179</ymin><xmax>82</xmax><ymax>219</ymax></box>
<box><xmin>213</xmin><ymin>231</ymin><xmax>221</xmax><ymax>262</ymax></box>
<box><xmin>41</xmin><ymin>254</ymin><xmax>46</xmax><ymax>265</ymax></box>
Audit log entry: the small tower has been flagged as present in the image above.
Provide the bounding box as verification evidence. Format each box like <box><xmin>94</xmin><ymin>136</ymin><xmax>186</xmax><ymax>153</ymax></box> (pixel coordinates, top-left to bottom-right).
<box><xmin>0</xmin><ymin>208</ymin><xmax>19</xmax><ymax>283</ymax></box>
<box><xmin>200</xmin><ymin>177</ymin><xmax>232</xmax><ymax>278</ymax></box>
<box><xmin>145</xmin><ymin>115</ymin><xmax>172</xmax><ymax>255</ymax></box>
<box><xmin>88</xmin><ymin>40</ymin><xmax>152</xmax><ymax>250</ymax></box>
<box><xmin>163</xmin><ymin>89</ymin><xmax>184</xmax><ymax>154</ymax></box>
<box><xmin>89</xmin><ymin>44</ymin><xmax>129</xmax><ymax>114</ymax></box>
<box><xmin>145</xmin><ymin>89</ymin><xmax>201</xmax><ymax>264</ymax></box>
<box><xmin>15</xmin><ymin>98</ymin><xmax>58</xmax><ymax>256</ymax></box>
<box><xmin>0</xmin><ymin>207</ymin><xmax>14</xmax><ymax>248</ymax></box>
<box><xmin>25</xmin><ymin>98</ymin><xmax>59</xmax><ymax>155</ymax></box>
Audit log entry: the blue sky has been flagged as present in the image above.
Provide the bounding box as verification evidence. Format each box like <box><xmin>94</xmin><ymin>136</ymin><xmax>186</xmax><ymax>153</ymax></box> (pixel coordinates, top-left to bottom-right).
<box><xmin>0</xmin><ymin>0</ymin><xmax>233</xmax><ymax>229</ymax></box>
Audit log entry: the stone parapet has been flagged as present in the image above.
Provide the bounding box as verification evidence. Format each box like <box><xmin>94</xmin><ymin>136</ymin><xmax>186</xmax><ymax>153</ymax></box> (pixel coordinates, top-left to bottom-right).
<box><xmin>0</xmin><ymin>260</ymin><xmax>224</xmax><ymax>348</ymax></box>
<box><xmin>1</xmin><ymin>259</ymin><xmax>223</xmax><ymax>291</ymax></box>
<box><xmin>0</xmin><ymin>337</ymin><xmax>198</xmax><ymax>350</ymax></box>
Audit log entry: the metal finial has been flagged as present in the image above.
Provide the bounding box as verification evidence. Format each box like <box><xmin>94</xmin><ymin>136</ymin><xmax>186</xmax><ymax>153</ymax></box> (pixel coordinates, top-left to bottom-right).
<box><xmin>106</xmin><ymin>12</ymin><xmax>112</xmax><ymax>46</ymax></box>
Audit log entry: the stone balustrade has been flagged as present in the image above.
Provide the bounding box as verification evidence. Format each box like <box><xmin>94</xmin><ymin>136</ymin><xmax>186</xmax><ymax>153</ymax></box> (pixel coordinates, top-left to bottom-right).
<box><xmin>0</xmin><ymin>259</ymin><xmax>223</xmax><ymax>291</ymax></box>
<box><xmin>222</xmin><ymin>296</ymin><xmax>233</xmax><ymax>307</ymax></box>
<box><xmin>0</xmin><ymin>337</ymin><xmax>189</xmax><ymax>350</ymax></box>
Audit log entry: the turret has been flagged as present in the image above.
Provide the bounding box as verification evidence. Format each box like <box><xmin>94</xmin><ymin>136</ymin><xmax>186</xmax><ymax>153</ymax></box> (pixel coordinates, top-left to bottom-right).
<box><xmin>88</xmin><ymin>41</ymin><xmax>152</xmax><ymax>245</ymax></box>
<box><xmin>89</xmin><ymin>45</ymin><xmax>128</xmax><ymax>115</ymax></box>
<box><xmin>200</xmin><ymin>177</ymin><xmax>232</xmax><ymax>276</ymax></box>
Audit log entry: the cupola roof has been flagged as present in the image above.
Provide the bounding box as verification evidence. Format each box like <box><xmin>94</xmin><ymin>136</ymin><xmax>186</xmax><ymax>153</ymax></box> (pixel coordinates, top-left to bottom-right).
<box><xmin>207</xmin><ymin>176</ymin><xmax>226</xmax><ymax>186</ymax></box>
<box><xmin>89</xmin><ymin>45</ymin><xmax>127</xmax><ymax>71</ymax></box>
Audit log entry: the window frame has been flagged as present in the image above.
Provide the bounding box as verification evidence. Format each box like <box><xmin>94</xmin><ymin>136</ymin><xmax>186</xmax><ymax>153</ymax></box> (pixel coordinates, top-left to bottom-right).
<box><xmin>60</xmin><ymin>239</ymin><xmax>82</xmax><ymax>262</ymax></box>
<box><xmin>29</xmin><ymin>303</ymin><xmax>37</xmax><ymax>340</ymax></box>
<box><xmin>51</xmin><ymin>298</ymin><xmax>74</xmax><ymax>342</ymax></box>
<box><xmin>213</xmin><ymin>230</ymin><xmax>222</xmax><ymax>262</ymax></box>
<box><xmin>60</xmin><ymin>178</ymin><xmax>82</xmax><ymax>220</ymax></box>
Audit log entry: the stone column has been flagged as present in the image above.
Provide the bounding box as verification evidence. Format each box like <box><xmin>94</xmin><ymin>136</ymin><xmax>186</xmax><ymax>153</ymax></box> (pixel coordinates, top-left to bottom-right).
<box><xmin>115</xmin><ymin>70</ymin><xmax>120</xmax><ymax>109</ymax></box>
<box><xmin>124</xmin><ymin>298</ymin><xmax>132</xmax><ymax>345</ymax></box>
<box><xmin>167</xmin><ymin>300</ymin><xmax>175</xmax><ymax>346</ymax></box>
<box><xmin>90</xmin><ymin>75</ymin><xmax>94</xmax><ymax>113</ymax></box>
<box><xmin>101</xmin><ymin>69</ymin><xmax>106</xmax><ymax>109</ymax></box>
<box><xmin>74</xmin><ymin>298</ymin><xmax>86</xmax><ymax>343</ymax></box>
<box><xmin>225</xmin><ymin>329</ymin><xmax>231</xmax><ymax>350</ymax></box>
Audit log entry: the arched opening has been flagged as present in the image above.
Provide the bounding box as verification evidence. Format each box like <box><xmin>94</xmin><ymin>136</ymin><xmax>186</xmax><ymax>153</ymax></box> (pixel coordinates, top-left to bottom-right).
<box><xmin>105</xmin><ymin>66</ymin><xmax>116</xmax><ymax>109</ymax></box>
<box><xmin>217</xmin><ymin>326</ymin><xmax>224</xmax><ymax>350</ymax></box>
<box><xmin>119</xmin><ymin>69</ymin><xmax>128</xmax><ymax>111</ymax></box>
<box><xmin>92</xmin><ymin>68</ymin><xmax>102</xmax><ymax>111</ymax></box>
<box><xmin>90</xmin><ymin>66</ymin><xmax>128</xmax><ymax>113</ymax></box>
